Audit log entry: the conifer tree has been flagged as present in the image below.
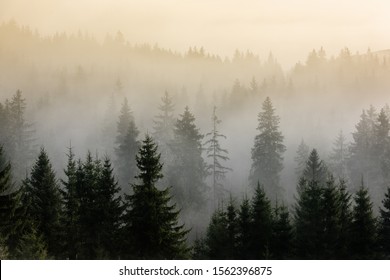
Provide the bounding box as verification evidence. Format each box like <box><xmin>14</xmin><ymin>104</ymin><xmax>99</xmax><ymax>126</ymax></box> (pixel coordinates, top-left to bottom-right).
<box><xmin>226</xmin><ymin>197</ymin><xmax>238</xmax><ymax>259</ymax></box>
<box><xmin>250</xmin><ymin>97</ymin><xmax>285</xmax><ymax>201</ymax></box>
<box><xmin>271</xmin><ymin>204</ymin><xmax>292</xmax><ymax>259</ymax></box>
<box><xmin>59</xmin><ymin>146</ymin><xmax>79</xmax><ymax>259</ymax></box>
<box><xmin>337</xmin><ymin>179</ymin><xmax>353</xmax><ymax>258</ymax></box>
<box><xmin>115</xmin><ymin>98</ymin><xmax>139</xmax><ymax>189</ymax></box>
<box><xmin>153</xmin><ymin>91</ymin><xmax>175</xmax><ymax>150</ymax></box>
<box><xmin>23</xmin><ymin>148</ymin><xmax>62</xmax><ymax>258</ymax></box>
<box><xmin>204</xmin><ymin>106</ymin><xmax>232</xmax><ymax>208</ymax></box>
<box><xmin>294</xmin><ymin>139</ymin><xmax>310</xmax><ymax>179</ymax></box>
<box><xmin>250</xmin><ymin>183</ymin><xmax>273</xmax><ymax>259</ymax></box>
<box><xmin>350</xmin><ymin>181</ymin><xmax>377</xmax><ymax>259</ymax></box>
<box><xmin>237</xmin><ymin>197</ymin><xmax>251</xmax><ymax>259</ymax></box>
<box><xmin>14</xmin><ymin>223</ymin><xmax>48</xmax><ymax>260</ymax></box>
<box><xmin>329</xmin><ymin>131</ymin><xmax>349</xmax><ymax>180</ymax></box>
<box><xmin>204</xmin><ymin>208</ymin><xmax>228</xmax><ymax>259</ymax></box>
<box><xmin>379</xmin><ymin>187</ymin><xmax>390</xmax><ymax>257</ymax></box>
<box><xmin>0</xmin><ymin>145</ymin><xmax>24</xmax><ymax>257</ymax></box>
<box><xmin>1</xmin><ymin>90</ymin><xmax>35</xmax><ymax>181</ymax></box>
<box><xmin>94</xmin><ymin>156</ymin><xmax>123</xmax><ymax>259</ymax></box>
<box><xmin>122</xmin><ymin>135</ymin><xmax>188</xmax><ymax>259</ymax></box>
<box><xmin>168</xmin><ymin>107</ymin><xmax>207</xmax><ymax>210</ymax></box>
<box><xmin>302</xmin><ymin>149</ymin><xmax>328</xmax><ymax>184</ymax></box>
<box><xmin>294</xmin><ymin>177</ymin><xmax>324</xmax><ymax>259</ymax></box>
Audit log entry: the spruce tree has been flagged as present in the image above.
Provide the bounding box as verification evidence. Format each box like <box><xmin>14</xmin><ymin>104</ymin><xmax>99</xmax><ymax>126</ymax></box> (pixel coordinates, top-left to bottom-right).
<box><xmin>302</xmin><ymin>149</ymin><xmax>328</xmax><ymax>184</ymax></box>
<box><xmin>115</xmin><ymin>98</ymin><xmax>139</xmax><ymax>189</ymax></box>
<box><xmin>329</xmin><ymin>131</ymin><xmax>349</xmax><ymax>180</ymax></box>
<box><xmin>23</xmin><ymin>148</ymin><xmax>62</xmax><ymax>258</ymax></box>
<box><xmin>271</xmin><ymin>204</ymin><xmax>292</xmax><ymax>259</ymax></box>
<box><xmin>59</xmin><ymin>146</ymin><xmax>79</xmax><ymax>259</ymax></box>
<box><xmin>204</xmin><ymin>106</ymin><xmax>232</xmax><ymax>208</ymax></box>
<box><xmin>250</xmin><ymin>97</ymin><xmax>285</xmax><ymax>201</ymax></box>
<box><xmin>0</xmin><ymin>145</ymin><xmax>24</xmax><ymax>257</ymax></box>
<box><xmin>168</xmin><ymin>106</ymin><xmax>207</xmax><ymax>210</ymax></box>
<box><xmin>350</xmin><ymin>181</ymin><xmax>377</xmax><ymax>259</ymax></box>
<box><xmin>122</xmin><ymin>134</ymin><xmax>188</xmax><ymax>259</ymax></box>
<box><xmin>205</xmin><ymin>208</ymin><xmax>228</xmax><ymax>259</ymax></box>
<box><xmin>94</xmin><ymin>156</ymin><xmax>123</xmax><ymax>259</ymax></box>
<box><xmin>250</xmin><ymin>183</ymin><xmax>273</xmax><ymax>259</ymax></box>
<box><xmin>153</xmin><ymin>91</ymin><xmax>175</xmax><ymax>151</ymax></box>
<box><xmin>294</xmin><ymin>139</ymin><xmax>310</xmax><ymax>179</ymax></box>
<box><xmin>237</xmin><ymin>197</ymin><xmax>251</xmax><ymax>259</ymax></box>
<box><xmin>337</xmin><ymin>179</ymin><xmax>353</xmax><ymax>258</ymax></box>
<box><xmin>378</xmin><ymin>187</ymin><xmax>390</xmax><ymax>257</ymax></box>
<box><xmin>294</xmin><ymin>178</ymin><xmax>324</xmax><ymax>259</ymax></box>
<box><xmin>226</xmin><ymin>197</ymin><xmax>238</xmax><ymax>259</ymax></box>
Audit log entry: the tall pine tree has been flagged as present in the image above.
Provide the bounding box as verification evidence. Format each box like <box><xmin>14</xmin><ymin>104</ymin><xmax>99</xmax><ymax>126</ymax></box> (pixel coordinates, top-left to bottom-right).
<box><xmin>122</xmin><ymin>134</ymin><xmax>188</xmax><ymax>259</ymax></box>
<box><xmin>204</xmin><ymin>106</ymin><xmax>232</xmax><ymax>208</ymax></box>
<box><xmin>115</xmin><ymin>98</ymin><xmax>139</xmax><ymax>189</ymax></box>
<box><xmin>23</xmin><ymin>148</ymin><xmax>62</xmax><ymax>258</ymax></box>
<box><xmin>250</xmin><ymin>97</ymin><xmax>285</xmax><ymax>202</ymax></box>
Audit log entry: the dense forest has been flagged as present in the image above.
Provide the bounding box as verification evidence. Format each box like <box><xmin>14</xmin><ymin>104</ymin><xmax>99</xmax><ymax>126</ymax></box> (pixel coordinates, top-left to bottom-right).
<box><xmin>1</xmin><ymin>21</ymin><xmax>390</xmax><ymax>259</ymax></box>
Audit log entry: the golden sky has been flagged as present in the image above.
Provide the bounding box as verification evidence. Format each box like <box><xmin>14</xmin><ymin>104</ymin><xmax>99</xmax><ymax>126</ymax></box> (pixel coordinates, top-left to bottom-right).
<box><xmin>1</xmin><ymin>0</ymin><xmax>389</xmax><ymax>68</ymax></box>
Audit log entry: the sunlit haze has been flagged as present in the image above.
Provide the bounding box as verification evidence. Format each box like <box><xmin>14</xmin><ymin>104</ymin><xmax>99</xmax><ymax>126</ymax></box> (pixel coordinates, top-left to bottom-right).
<box><xmin>1</xmin><ymin>0</ymin><xmax>390</xmax><ymax>68</ymax></box>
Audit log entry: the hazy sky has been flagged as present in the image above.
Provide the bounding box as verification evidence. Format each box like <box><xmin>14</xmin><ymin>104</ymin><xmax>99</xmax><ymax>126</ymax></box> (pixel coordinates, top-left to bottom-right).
<box><xmin>1</xmin><ymin>0</ymin><xmax>390</xmax><ymax>68</ymax></box>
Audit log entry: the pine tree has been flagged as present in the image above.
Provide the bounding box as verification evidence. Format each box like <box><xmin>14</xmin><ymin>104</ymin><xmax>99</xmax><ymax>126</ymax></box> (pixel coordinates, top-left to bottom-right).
<box><xmin>122</xmin><ymin>134</ymin><xmax>188</xmax><ymax>259</ymax></box>
<box><xmin>271</xmin><ymin>203</ymin><xmax>292</xmax><ymax>259</ymax></box>
<box><xmin>350</xmin><ymin>180</ymin><xmax>377</xmax><ymax>259</ymax></box>
<box><xmin>226</xmin><ymin>197</ymin><xmax>238</xmax><ymax>259</ymax></box>
<box><xmin>294</xmin><ymin>139</ymin><xmax>310</xmax><ymax>179</ymax></box>
<box><xmin>337</xmin><ymin>179</ymin><xmax>353</xmax><ymax>258</ymax></box>
<box><xmin>321</xmin><ymin>176</ymin><xmax>341</xmax><ymax>259</ymax></box>
<box><xmin>94</xmin><ymin>156</ymin><xmax>123</xmax><ymax>259</ymax></box>
<box><xmin>168</xmin><ymin>107</ymin><xmax>207</xmax><ymax>210</ymax></box>
<box><xmin>250</xmin><ymin>97</ymin><xmax>286</xmax><ymax>201</ymax></box>
<box><xmin>2</xmin><ymin>90</ymin><xmax>35</xmax><ymax>181</ymax></box>
<box><xmin>378</xmin><ymin>187</ymin><xmax>390</xmax><ymax>257</ymax></box>
<box><xmin>329</xmin><ymin>131</ymin><xmax>349</xmax><ymax>180</ymax></box>
<box><xmin>153</xmin><ymin>91</ymin><xmax>175</xmax><ymax>150</ymax></box>
<box><xmin>250</xmin><ymin>183</ymin><xmax>273</xmax><ymax>259</ymax></box>
<box><xmin>115</xmin><ymin>98</ymin><xmax>139</xmax><ymax>189</ymax></box>
<box><xmin>303</xmin><ymin>149</ymin><xmax>328</xmax><ymax>184</ymax></box>
<box><xmin>204</xmin><ymin>106</ymin><xmax>232</xmax><ymax>208</ymax></box>
<box><xmin>294</xmin><ymin>177</ymin><xmax>324</xmax><ymax>259</ymax></box>
<box><xmin>14</xmin><ymin>223</ymin><xmax>48</xmax><ymax>260</ymax></box>
<box><xmin>23</xmin><ymin>148</ymin><xmax>62</xmax><ymax>258</ymax></box>
<box><xmin>59</xmin><ymin>146</ymin><xmax>79</xmax><ymax>259</ymax></box>
<box><xmin>0</xmin><ymin>145</ymin><xmax>24</xmax><ymax>257</ymax></box>
<box><xmin>205</xmin><ymin>208</ymin><xmax>228</xmax><ymax>259</ymax></box>
<box><xmin>237</xmin><ymin>197</ymin><xmax>251</xmax><ymax>259</ymax></box>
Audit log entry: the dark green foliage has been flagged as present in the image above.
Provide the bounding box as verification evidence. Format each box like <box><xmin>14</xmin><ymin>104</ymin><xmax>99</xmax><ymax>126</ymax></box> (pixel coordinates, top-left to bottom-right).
<box><xmin>205</xmin><ymin>106</ymin><xmax>232</xmax><ymax>208</ymax></box>
<box><xmin>237</xmin><ymin>197</ymin><xmax>251</xmax><ymax>259</ymax></box>
<box><xmin>350</xmin><ymin>181</ymin><xmax>377</xmax><ymax>259</ymax></box>
<box><xmin>271</xmin><ymin>204</ymin><xmax>293</xmax><ymax>259</ymax></box>
<box><xmin>23</xmin><ymin>148</ymin><xmax>62</xmax><ymax>258</ymax></box>
<box><xmin>168</xmin><ymin>106</ymin><xmax>207</xmax><ymax>210</ymax></box>
<box><xmin>302</xmin><ymin>149</ymin><xmax>328</xmax><ymax>183</ymax></box>
<box><xmin>337</xmin><ymin>179</ymin><xmax>353</xmax><ymax>259</ymax></box>
<box><xmin>226</xmin><ymin>198</ymin><xmax>238</xmax><ymax>259</ymax></box>
<box><xmin>14</xmin><ymin>223</ymin><xmax>48</xmax><ymax>260</ymax></box>
<box><xmin>115</xmin><ymin>98</ymin><xmax>140</xmax><ymax>189</ymax></box>
<box><xmin>250</xmin><ymin>97</ymin><xmax>286</xmax><ymax>201</ymax></box>
<box><xmin>59</xmin><ymin>146</ymin><xmax>79</xmax><ymax>259</ymax></box>
<box><xmin>0</xmin><ymin>146</ymin><xmax>24</xmax><ymax>258</ymax></box>
<box><xmin>250</xmin><ymin>184</ymin><xmax>273</xmax><ymax>259</ymax></box>
<box><xmin>379</xmin><ymin>187</ymin><xmax>390</xmax><ymax>257</ymax></box>
<box><xmin>122</xmin><ymin>134</ymin><xmax>189</xmax><ymax>259</ymax></box>
<box><xmin>294</xmin><ymin>178</ymin><xmax>324</xmax><ymax>259</ymax></box>
<box><xmin>204</xmin><ymin>209</ymin><xmax>229</xmax><ymax>259</ymax></box>
<box><xmin>73</xmin><ymin>152</ymin><xmax>123</xmax><ymax>259</ymax></box>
